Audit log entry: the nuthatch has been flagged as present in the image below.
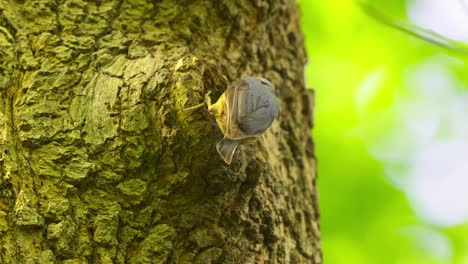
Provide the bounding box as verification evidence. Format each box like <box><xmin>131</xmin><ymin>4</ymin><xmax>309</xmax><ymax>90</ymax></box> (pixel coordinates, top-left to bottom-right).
<box><xmin>208</xmin><ymin>76</ymin><xmax>280</xmax><ymax>164</ymax></box>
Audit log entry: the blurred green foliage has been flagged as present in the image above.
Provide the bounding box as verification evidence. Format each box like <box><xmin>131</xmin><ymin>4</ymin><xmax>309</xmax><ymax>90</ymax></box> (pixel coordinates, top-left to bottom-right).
<box><xmin>299</xmin><ymin>0</ymin><xmax>468</xmax><ymax>263</ymax></box>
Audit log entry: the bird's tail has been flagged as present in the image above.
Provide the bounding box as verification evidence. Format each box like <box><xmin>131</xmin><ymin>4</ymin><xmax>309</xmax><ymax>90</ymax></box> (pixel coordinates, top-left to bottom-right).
<box><xmin>216</xmin><ymin>137</ymin><xmax>241</xmax><ymax>164</ymax></box>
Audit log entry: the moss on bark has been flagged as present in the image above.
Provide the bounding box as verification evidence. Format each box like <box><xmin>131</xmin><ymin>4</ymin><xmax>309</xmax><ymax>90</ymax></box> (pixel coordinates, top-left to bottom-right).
<box><xmin>0</xmin><ymin>0</ymin><xmax>320</xmax><ymax>263</ymax></box>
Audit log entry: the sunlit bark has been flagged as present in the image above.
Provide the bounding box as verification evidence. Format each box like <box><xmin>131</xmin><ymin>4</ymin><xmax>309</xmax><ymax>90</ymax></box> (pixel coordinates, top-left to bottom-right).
<box><xmin>0</xmin><ymin>0</ymin><xmax>320</xmax><ymax>263</ymax></box>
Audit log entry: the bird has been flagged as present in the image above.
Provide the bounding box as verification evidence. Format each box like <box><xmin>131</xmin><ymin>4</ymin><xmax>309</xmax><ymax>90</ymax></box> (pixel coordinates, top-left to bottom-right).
<box><xmin>208</xmin><ymin>76</ymin><xmax>280</xmax><ymax>164</ymax></box>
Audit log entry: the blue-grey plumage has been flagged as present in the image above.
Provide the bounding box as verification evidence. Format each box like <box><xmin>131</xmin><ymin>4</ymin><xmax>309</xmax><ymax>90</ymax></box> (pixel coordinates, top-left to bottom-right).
<box><xmin>209</xmin><ymin>76</ymin><xmax>280</xmax><ymax>164</ymax></box>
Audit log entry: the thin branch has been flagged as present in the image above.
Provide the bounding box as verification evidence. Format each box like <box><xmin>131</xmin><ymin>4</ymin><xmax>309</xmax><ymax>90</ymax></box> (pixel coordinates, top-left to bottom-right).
<box><xmin>356</xmin><ymin>0</ymin><xmax>468</xmax><ymax>56</ymax></box>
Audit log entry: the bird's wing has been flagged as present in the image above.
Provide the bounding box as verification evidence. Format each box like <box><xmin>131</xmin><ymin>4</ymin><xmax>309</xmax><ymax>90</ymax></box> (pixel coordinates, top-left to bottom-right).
<box><xmin>238</xmin><ymin>105</ymin><xmax>274</xmax><ymax>135</ymax></box>
<box><xmin>226</xmin><ymin>79</ymin><xmax>279</xmax><ymax>138</ymax></box>
<box><xmin>238</xmin><ymin>87</ymin><xmax>280</xmax><ymax>135</ymax></box>
<box><xmin>225</xmin><ymin>79</ymin><xmax>248</xmax><ymax>137</ymax></box>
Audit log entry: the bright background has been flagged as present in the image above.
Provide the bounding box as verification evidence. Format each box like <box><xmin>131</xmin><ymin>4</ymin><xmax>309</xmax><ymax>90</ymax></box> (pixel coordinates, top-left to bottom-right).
<box><xmin>299</xmin><ymin>0</ymin><xmax>468</xmax><ymax>263</ymax></box>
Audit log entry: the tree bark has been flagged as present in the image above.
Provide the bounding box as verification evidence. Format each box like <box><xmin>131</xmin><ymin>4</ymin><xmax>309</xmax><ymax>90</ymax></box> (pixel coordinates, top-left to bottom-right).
<box><xmin>0</xmin><ymin>0</ymin><xmax>320</xmax><ymax>263</ymax></box>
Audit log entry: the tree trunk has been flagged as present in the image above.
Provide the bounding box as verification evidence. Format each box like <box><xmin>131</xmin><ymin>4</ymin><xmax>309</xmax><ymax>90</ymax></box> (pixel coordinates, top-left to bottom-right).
<box><xmin>0</xmin><ymin>0</ymin><xmax>320</xmax><ymax>263</ymax></box>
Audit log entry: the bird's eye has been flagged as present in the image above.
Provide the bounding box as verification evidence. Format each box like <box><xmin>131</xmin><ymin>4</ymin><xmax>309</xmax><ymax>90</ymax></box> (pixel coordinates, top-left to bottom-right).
<box><xmin>260</xmin><ymin>80</ymin><xmax>269</xmax><ymax>86</ymax></box>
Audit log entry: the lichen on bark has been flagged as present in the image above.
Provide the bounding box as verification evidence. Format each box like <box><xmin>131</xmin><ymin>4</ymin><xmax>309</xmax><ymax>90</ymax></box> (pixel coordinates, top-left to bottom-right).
<box><xmin>0</xmin><ymin>0</ymin><xmax>321</xmax><ymax>263</ymax></box>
